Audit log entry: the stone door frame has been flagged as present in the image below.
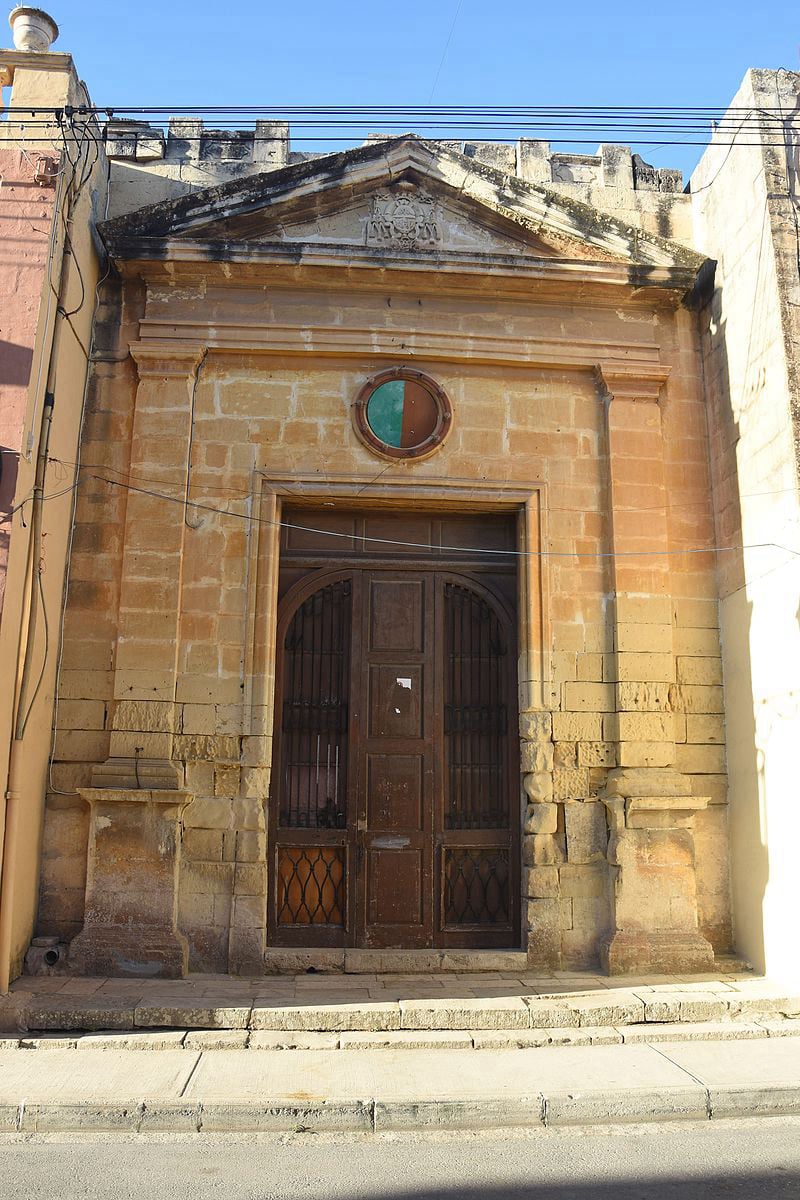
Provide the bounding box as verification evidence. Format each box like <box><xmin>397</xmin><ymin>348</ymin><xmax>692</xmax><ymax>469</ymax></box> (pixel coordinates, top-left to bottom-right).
<box><xmin>246</xmin><ymin>473</ymin><xmax>550</xmax><ymax>953</ymax></box>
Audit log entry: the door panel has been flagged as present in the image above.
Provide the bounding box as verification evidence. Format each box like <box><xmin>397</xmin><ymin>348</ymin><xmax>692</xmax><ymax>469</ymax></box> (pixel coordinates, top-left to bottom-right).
<box><xmin>357</xmin><ymin>571</ymin><xmax>434</xmax><ymax>948</ymax></box>
<box><xmin>368</xmin><ymin>665</ymin><xmax>424</xmax><ymax>739</ymax></box>
<box><xmin>366</xmin><ymin>754</ymin><xmax>423</xmax><ymax>829</ymax></box>
<box><xmin>368</xmin><ymin>847</ymin><xmax>423</xmax><ymax>925</ymax></box>
<box><xmin>369</xmin><ymin>578</ymin><xmax>424</xmax><ymax>651</ymax></box>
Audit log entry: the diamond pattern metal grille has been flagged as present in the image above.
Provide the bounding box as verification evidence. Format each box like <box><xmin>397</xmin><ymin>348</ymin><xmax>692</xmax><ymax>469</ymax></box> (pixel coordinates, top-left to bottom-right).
<box><xmin>443</xmin><ymin>848</ymin><xmax>510</xmax><ymax>925</ymax></box>
<box><xmin>276</xmin><ymin>847</ymin><xmax>346</xmax><ymax>926</ymax></box>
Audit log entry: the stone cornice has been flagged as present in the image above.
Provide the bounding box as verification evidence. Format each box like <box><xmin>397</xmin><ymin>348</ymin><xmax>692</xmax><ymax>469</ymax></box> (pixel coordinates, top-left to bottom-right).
<box><xmin>595</xmin><ymin>363</ymin><xmax>671</xmax><ymax>403</ymax></box>
<box><xmin>109</xmin><ymin>238</ymin><xmax>699</xmax><ymax>302</ymax></box>
<box><xmin>129</xmin><ymin>342</ymin><xmax>206</xmax><ymax>378</ymax></box>
<box><xmin>132</xmin><ymin>324</ymin><xmax>663</xmax><ymax>375</ymax></box>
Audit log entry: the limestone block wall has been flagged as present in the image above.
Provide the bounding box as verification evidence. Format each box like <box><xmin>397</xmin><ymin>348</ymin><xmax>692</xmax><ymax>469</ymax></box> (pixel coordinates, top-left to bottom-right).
<box><xmin>35</xmin><ymin>271</ymin><xmax>729</xmax><ymax>972</ymax></box>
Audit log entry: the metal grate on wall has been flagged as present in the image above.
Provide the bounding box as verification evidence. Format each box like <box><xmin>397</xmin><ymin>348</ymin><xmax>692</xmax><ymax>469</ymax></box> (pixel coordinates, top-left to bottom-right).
<box><xmin>279</xmin><ymin>579</ymin><xmax>351</xmax><ymax>829</ymax></box>
<box><xmin>443</xmin><ymin>583</ymin><xmax>509</xmax><ymax>830</ymax></box>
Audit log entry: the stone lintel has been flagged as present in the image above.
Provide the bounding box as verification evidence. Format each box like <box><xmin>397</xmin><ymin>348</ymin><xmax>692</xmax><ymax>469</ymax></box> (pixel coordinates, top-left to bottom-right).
<box><xmin>602</xmin><ymin>766</ymin><xmax>691</xmax><ymax>799</ymax></box>
<box><xmin>79</xmin><ymin>787</ymin><xmax>193</xmax><ymax>809</ymax></box>
<box><xmin>625</xmin><ymin>795</ymin><xmax>710</xmax><ymax>830</ymax></box>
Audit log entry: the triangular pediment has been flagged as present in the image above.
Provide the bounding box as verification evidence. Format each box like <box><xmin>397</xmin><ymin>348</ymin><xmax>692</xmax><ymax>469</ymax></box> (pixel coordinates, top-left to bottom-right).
<box><xmin>100</xmin><ymin>136</ymin><xmax>707</xmax><ymax>286</ymax></box>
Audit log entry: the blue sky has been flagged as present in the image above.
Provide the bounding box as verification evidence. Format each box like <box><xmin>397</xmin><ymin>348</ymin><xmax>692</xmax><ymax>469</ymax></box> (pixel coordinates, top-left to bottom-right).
<box><xmin>42</xmin><ymin>1</ymin><xmax>800</xmax><ymax>178</ymax></box>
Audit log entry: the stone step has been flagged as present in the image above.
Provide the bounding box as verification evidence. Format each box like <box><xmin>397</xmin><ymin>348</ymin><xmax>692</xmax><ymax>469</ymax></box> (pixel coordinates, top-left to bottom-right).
<box><xmin>263</xmin><ymin>949</ymin><xmax>531</xmax><ymax>974</ymax></box>
<box><xmin>2</xmin><ymin>1018</ymin><xmax>799</xmax><ymax>1052</ymax></box>
<box><xmin>6</xmin><ymin>982</ymin><xmax>799</xmax><ymax>1034</ymax></box>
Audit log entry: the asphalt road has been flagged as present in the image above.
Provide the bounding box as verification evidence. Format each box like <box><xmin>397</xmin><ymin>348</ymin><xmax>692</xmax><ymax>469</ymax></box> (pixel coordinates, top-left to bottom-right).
<box><xmin>1</xmin><ymin>1117</ymin><xmax>799</xmax><ymax>1199</ymax></box>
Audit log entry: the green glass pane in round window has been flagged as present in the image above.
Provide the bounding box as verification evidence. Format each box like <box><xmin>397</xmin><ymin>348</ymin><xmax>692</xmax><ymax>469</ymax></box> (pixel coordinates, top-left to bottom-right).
<box><xmin>366</xmin><ymin>379</ymin><xmax>439</xmax><ymax>450</ymax></box>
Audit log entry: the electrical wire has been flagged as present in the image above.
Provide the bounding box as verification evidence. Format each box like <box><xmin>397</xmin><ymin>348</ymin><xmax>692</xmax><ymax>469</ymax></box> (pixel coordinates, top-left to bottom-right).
<box><xmin>44</xmin><ymin>455</ymin><xmax>800</xmax><ymax>512</ymax></box>
<box><xmin>89</xmin><ymin>473</ymin><xmax>800</xmax><ymax>562</ymax></box>
<box><xmin>428</xmin><ymin>0</ymin><xmax>465</xmax><ymax>104</ymax></box>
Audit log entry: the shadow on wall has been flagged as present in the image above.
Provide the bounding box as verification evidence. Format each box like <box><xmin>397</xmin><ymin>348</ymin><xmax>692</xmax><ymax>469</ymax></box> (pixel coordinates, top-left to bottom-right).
<box><xmin>704</xmin><ymin>295</ymin><xmax>764</xmax><ymax>970</ymax></box>
<box><xmin>0</xmin><ymin>340</ymin><xmax>33</xmax><ymax>388</ymax></box>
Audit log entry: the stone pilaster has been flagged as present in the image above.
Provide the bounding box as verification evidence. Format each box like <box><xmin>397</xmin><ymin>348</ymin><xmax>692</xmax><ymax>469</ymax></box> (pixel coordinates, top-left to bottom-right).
<box><xmin>70</xmin><ymin>788</ymin><xmax>192</xmax><ymax>978</ymax></box>
<box><xmin>92</xmin><ymin>342</ymin><xmax>206</xmax><ymax>789</ymax></box>
<box><xmin>597</xmin><ymin>364</ymin><xmax>714</xmax><ymax>974</ymax></box>
<box><xmin>601</xmin><ymin>777</ymin><xmax>714</xmax><ymax>973</ymax></box>
<box><xmin>521</xmin><ymin>710</ymin><xmax>561</xmax><ymax>969</ymax></box>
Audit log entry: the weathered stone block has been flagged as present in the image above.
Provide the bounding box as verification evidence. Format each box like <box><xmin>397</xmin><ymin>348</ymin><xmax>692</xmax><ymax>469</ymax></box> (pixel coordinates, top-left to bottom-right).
<box><xmin>523</xmin><ymin>866</ymin><xmax>559</xmax><ymax>898</ymax></box>
<box><xmin>553</xmin><ymin>767</ymin><xmax>590</xmax><ymax>801</ymax></box>
<box><xmin>669</xmin><ymin>685</ymin><xmax>724</xmax><ymax>714</ymax></box>
<box><xmin>612</xmin><ymin>652</ymin><xmax>675</xmax><ymax>684</ymax></box>
<box><xmin>241</xmin><ymin>767</ymin><xmax>269</xmax><ymax>798</ymax></box>
<box><xmin>173</xmin><ymin>734</ymin><xmax>240</xmax><ymax>761</ymax></box>
<box><xmin>563</xmin><ymin>683</ymin><xmax>615</xmax><ymax>712</ymax></box>
<box><xmin>518</xmin><ymin>711</ymin><xmax>552</xmax><ymax>741</ymax></box>
<box><xmin>183</xmin><ymin>797</ymin><xmax>232</xmax><ymax>830</ymax></box>
<box><xmin>553</xmin><ymin>713</ymin><xmax>603</xmax><ymax>741</ymax></box>
<box><xmin>112</xmin><ymin>700</ymin><xmax>175</xmax><ymax>733</ymax></box>
<box><xmin>677</xmin><ymin>657</ymin><xmax>723</xmax><ymax>686</ymax></box>
<box><xmin>577</xmin><ymin>742</ymin><xmax>616</xmax><ymax>768</ymax></box>
<box><xmin>524</xmin><ymin>803</ymin><xmax>558</xmax><ymax>834</ymax></box>
<box><xmin>523</xmin><ymin>771</ymin><xmax>553</xmax><ymax>803</ymax></box>
<box><xmin>525</xmin><ymin>898</ymin><xmax>561</xmax><ymax>970</ymax></box>
<box><xmin>235</xmin><ymin>830</ymin><xmax>266</xmax><ymax>862</ymax></box>
<box><xmin>182</xmin><ymin>828</ymin><xmax>224</xmax><ymax>861</ymax></box>
<box><xmin>559</xmin><ymin>862</ymin><xmax>606</xmax><ymax>898</ymax></box>
<box><xmin>521</xmin><ymin>740</ymin><xmax>554</xmax><ymax>773</ymax></box>
<box><xmin>214</xmin><ymin>764</ymin><xmax>240</xmax><ymax>797</ymax></box>
<box><xmin>616</xmin><ymin>623</ymin><xmax>673</xmax><ymax>654</ymax></box>
<box><xmin>616</xmin><ymin>682</ymin><xmax>672</xmax><ymax>712</ymax></box>
<box><xmin>564</xmin><ymin>802</ymin><xmax>607</xmax><ymax>863</ymax></box>
<box><xmin>554</xmin><ymin>741</ymin><xmax>577</xmax><ymax>767</ymax></box>
<box><xmin>618</xmin><ymin>741</ymin><xmax>675</xmax><ymax>768</ymax></box>
<box><xmin>523</xmin><ymin>834</ymin><xmax>563</xmax><ymax>866</ymax></box>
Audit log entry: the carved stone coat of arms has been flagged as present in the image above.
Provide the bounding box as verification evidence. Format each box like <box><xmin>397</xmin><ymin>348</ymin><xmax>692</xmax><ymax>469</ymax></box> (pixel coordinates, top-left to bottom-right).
<box><xmin>366</xmin><ymin>191</ymin><xmax>441</xmax><ymax>249</ymax></box>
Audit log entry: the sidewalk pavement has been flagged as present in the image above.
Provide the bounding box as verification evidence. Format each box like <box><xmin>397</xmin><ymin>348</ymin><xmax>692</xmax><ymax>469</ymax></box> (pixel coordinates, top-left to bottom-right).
<box><xmin>1</xmin><ymin>1035</ymin><xmax>800</xmax><ymax>1133</ymax></box>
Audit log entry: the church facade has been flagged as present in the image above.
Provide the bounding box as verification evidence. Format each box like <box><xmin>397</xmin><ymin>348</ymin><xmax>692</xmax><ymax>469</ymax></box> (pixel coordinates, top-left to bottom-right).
<box><xmin>35</xmin><ymin>132</ymin><xmax>732</xmax><ymax>977</ymax></box>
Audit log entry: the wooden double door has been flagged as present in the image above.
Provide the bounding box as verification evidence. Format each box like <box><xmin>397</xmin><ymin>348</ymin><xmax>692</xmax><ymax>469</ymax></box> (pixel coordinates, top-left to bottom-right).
<box><xmin>269</xmin><ymin>564</ymin><xmax>519</xmax><ymax>949</ymax></box>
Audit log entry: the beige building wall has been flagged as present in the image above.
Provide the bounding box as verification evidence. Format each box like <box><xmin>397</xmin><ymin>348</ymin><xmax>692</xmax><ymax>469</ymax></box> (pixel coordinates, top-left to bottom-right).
<box><xmin>0</xmin><ymin>50</ymin><xmax>106</xmax><ymax>991</ymax></box>
<box><xmin>38</xmin><ymin>256</ymin><xmax>729</xmax><ymax>973</ymax></box>
<box><xmin>692</xmin><ymin>68</ymin><xmax>800</xmax><ymax>983</ymax></box>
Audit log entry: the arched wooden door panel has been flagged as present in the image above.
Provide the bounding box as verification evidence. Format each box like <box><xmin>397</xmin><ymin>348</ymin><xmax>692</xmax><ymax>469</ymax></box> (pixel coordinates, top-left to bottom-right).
<box><xmin>438</xmin><ymin>575</ymin><xmax>519</xmax><ymax>947</ymax></box>
<box><xmin>268</xmin><ymin>568</ymin><xmax>519</xmax><ymax>948</ymax></box>
<box><xmin>269</xmin><ymin>572</ymin><xmax>356</xmax><ymax>947</ymax></box>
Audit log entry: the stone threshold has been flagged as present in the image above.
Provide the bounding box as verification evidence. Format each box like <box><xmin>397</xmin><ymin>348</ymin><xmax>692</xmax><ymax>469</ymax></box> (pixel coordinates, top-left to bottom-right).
<box><xmin>263</xmin><ymin>949</ymin><xmax>530</xmax><ymax>974</ymax></box>
<box><xmin>2</xmin><ymin>1017</ymin><xmax>799</xmax><ymax>1052</ymax></box>
<box><xmin>4</xmin><ymin>975</ymin><xmax>798</xmax><ymax>1034</ymax></box>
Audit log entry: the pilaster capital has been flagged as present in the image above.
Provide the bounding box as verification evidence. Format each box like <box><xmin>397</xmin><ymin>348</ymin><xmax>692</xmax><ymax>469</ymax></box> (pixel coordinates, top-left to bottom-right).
<box><xmin>129</xmin><ymin>340</ymin><xmax>206</xmax><ymax>379</ymax></box>
<box><xmin>595</xmin><ymin>362</ymin><xmax>670</xmax><ymax>404</ymax></box>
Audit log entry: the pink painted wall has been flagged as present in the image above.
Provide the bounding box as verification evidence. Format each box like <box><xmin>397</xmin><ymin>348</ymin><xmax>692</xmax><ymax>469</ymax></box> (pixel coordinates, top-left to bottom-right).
<box><xmin>0</xmin><ymin>149</ymin><xmax>56</xmax><ymax>618</ymax></box>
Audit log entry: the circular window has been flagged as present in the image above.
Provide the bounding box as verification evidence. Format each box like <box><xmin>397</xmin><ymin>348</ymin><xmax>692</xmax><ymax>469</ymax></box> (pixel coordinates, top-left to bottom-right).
<box><xmin>353</xmin><ymin>368</ymin><xmax>452</xmax><ymax>460</ymax></box>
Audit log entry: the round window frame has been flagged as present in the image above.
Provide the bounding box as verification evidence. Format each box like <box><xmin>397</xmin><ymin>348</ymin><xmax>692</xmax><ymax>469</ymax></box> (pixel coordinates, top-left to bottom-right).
<box><xmin>353</xmin><ymin>367</ymin><xmax>453</xmax><ymax>462</ymax></box>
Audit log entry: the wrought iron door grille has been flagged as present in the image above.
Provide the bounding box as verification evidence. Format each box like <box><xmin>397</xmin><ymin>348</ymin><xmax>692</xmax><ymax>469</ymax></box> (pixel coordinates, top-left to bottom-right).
<box><xmin>443</xmin><ymin>848</ymin><xmax>510</xmax><ymax>925</ymax></box>
<box><xmin>277</xmin><ymin>847</ymin><xmax>346</xmax><ymax>926</ymax></box>
<box><xmin>279</xmin><ymin>579</ymin><xmax>351</xmax><ymax>829</ymax></box>
<box><xmin>443</xmin><ymin>583</ymin><xmax>509</xmax><ymax>830</ymax></box>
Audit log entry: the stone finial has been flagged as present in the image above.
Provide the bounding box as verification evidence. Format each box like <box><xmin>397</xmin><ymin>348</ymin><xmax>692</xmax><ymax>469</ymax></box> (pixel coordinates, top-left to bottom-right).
<box><xmin>8</xmin><ymin>6</ymin><xmax>58</xmax><ymax>52</ymax></box>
